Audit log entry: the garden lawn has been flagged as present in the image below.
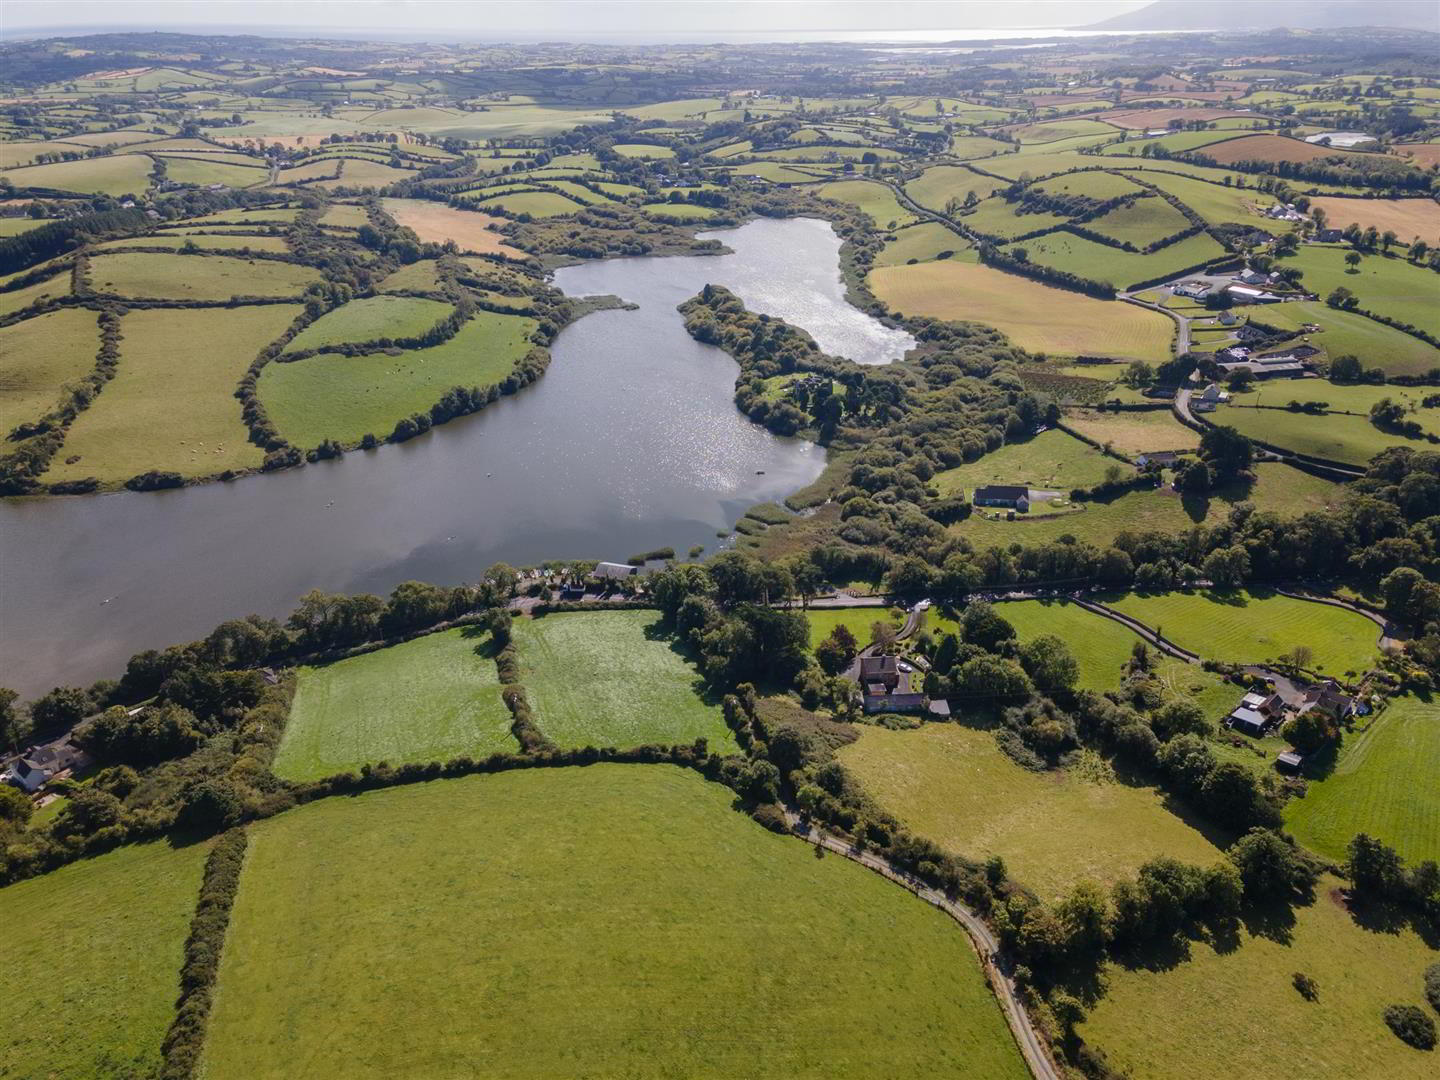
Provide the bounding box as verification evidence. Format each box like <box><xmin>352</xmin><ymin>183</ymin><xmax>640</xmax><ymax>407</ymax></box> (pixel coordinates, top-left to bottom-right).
<box><xmin>0</xmin><ymin>840</ymin><xmax>209</xmax><ymax>1080</ymax></box>
<box><xmin>840</xmin><ymin>724</ymin><xmax>1224</xmax><ymax>899</ymax></box>
<box><xmin>817</xmin><ymin>179</ymin><xmax>918</xmax><ymax>227</ymax></box>
<box><xmin>284</xmin><ymin>295</ymin><xmax>453</xmax><ymax>353</ymax></box>
<box><xmin>273</xmin><ymin>628</ymin><xmax>515</xmax><ymax>781</ymax></box>
<box><xmin>259</xmin><ymin>311</ymin><xmax>535</xmax><ymax>447</ymax></box>
<box><xmin>202</xmin><ymin>766</ymin><xmax>1027</xmax><ymax>1079</ymax></box>
<box><xmin>1078</xmin><ymin>874</ymin><xmax>1439</xmax><ymax>1080</ymax></box>
<box><xmin>1278</xmin><ymin>245</ymin><xmax>1439</xmax><ymax>337</ymax></box>
<box><xmin>512</xmin><ymin>611</ymin><xmax>738</xmax><ymax>751</ymax></box>
<box><xmin>43</xmin><ymin>305</ymin><xmax>299</xmax><ymax>487</ymax></box>
<box><xmin>932</xmin><ymin>428</ymin><xmax>1129</xmax><ymax>495</ymax></box>
<box><xmin>1284</xmin><ymin>694</ymin><xmax>1439</xmax><ymax>864</ymax></box>
<box><xmin>996</xmin><ymin>599</ymin><xmax>1144</xmax><ymax>692</ymax></box>
<box><xmin>0</xmin><ymin>307</ymin><xmax>99</xmax><ymax>426</ymax></box>
<box><xmin>869</xmin><ymin>261</ymin><xmax>1173</xmax><ymax>361</ymax></box>
<box><xmin>88</xmin><ymin>251</ymin><xmax>320</xmax><ymax>300</ymax></box>
<box><xmin>1104</xmin><ymin>589</ymin><xmax>1380</xmax><ymax>674</ymax></box>
<box><xmin>806</xmin><ymin>607</ymin><xmax>903</xmax><ymax>651</ymax></box>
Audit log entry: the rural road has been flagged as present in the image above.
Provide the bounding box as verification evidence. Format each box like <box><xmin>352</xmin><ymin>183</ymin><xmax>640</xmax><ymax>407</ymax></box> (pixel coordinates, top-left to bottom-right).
<box><xmin>783</xmin><ymin>811</ymin><xmax>1062</xmax><ymax>1080</ymax></box>
<box><xmin>1071</xmin><ymin>597</ymin><xmax>1202</xmax><ymax>664</ymax></box>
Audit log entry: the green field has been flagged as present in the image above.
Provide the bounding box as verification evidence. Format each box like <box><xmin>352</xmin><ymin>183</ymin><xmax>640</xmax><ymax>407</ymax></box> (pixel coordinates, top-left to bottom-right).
<box><xmin>285</xmin><ymin>295</ymin><xmax>453</xmax><ymax>353</ymax></box>
<box><xmin>0</xmin><ymin>272</ymin><xmax>69</xmax><ymax>317</ymax></box>
<box><xmin>1065</xmin><ymin>408</ymin><xmax>1200</xmax><ymax>455</ymax></box>
<box><xmin>869</xmin><ymin>260</ymin><xmax>1174</xmax><ymax>361</ymax></box>
<box><xmin>1079</xmin><ymin>873</ymin><xmax>1439</xmax><ymax>1080</ymax></box>
<box><xmin>273</xmin><ymin>627</ymin><xmax>516</xmax><ymax>781</ymax></box>
<box><xmin>1212</xmin><ymin>404</ymin><xmax>1434</xmax><ymax>466</ymax></box>
<box><xmin>1006</xmin><ymin>230</ymin><xmax>1226</xmax><ymax>290</ymax></box>
<box><xmin>202</xmin><ymin>766</ymin><xmax>1027</xmax><ymax>1079</ymax></box>
<box><xmin>161</xmin><ymin>156</ymin><xmax>269</xmax><ymax>188</ymax></box>
<box><xmin>1252</xmin><ymin>300</ymin><xmax>1440</xmax><ymax>377</ymax></box>
<box><xmin>931</xmin><ymin>428</ymin><xmax>1129</xmax><ymax>496</ymax></box>
<box><xmin>472</xmin><ymin>190</ymin><xmax>584</xmax><ymax>217</ymax></box>
<box><xmin>1276</xmin><ymin>245</ymin><xmax>1440</xmax><ymax>338</ymax></box>
<box><xmin>1103</xmin><ymin>589</ymin><xmax>1380</xmax><ymax>675</ymax></box>
<box><xmin>44</xmin><ymin>304</ymin><xmax>299</xmax><ymax>486</ymax></box>
<box><xmin>638</xmin><ymin>201</ymin><xmax>717</xmax><ymax>220</ymax></box>
<box><xmin>612</xmin><ymin>142</ymin><xmax>676</xmax><ymax>159</ymax></box>
<box><xmin>963</xmin><ymin>197</ymin><xmax>1069</xmax><ymax>240</ymax></box>
<box><xmin>259</xmin><ymin>311</ymin><xmax>536</xmax><ymax>446</ymax></box>
<box><xmin>995</xmin><ymin>599</ymin><xmax>1144</xmax><ymax>692</ymax></box>
<box><xmin>904</xmin><ymin>165</ymin><xmax>1008</xmax><ymax>211</ymax></box>
<box><xmin>1284</xmin><ymin>694</ymin><xmax>1439</xmax><ymax>864</ymax></box>
<box><xmin>375</xmin><ymin>259</ymin><xmax>442</xmax><ymax>292</ymax></box>
<box><xmin>513</xmin><ymin>611</ymin><xmax>739</xmax><ymax>751</ymax></box>
<box><xmin>0</xmin><ymin>307</ymin><xmax>99</xmax><ymax>426</ymax></box>
<box><xmin>0</xmin><ymin>840</ymin><xmax>209</xmax><ymax>1080</ymax></box>
<box><xmin>95</xmin><ymin>233</ymin><xmax>291</xmax><ymax>253</ymax></box>
<box><xmin>1085</xmin><ymin>196</ymin><xmax>1194</xmax><ymax>246</ymax></box>
<box><xmin>874</xmin><ymin>221</ymin><xmax>967</xmax><ymax>266</ymax></box>
<box><xmin>89</xmin><ymin>251</ymin><xmax>320</xmax><ymax>300</ymax></box>
<box><xmin>840</xmin><ymin>724</ymin><xmax>1224</xmax><ymax>898</ymax></box>
<box><xmin>951</xmin><ymin>462</ymin><xmax>1342</xmax><ymax>548</ymax></box>
<box><xmin>2</xmin><ymin>152</ymin><xmax>156</xmax><ymax>195</ymax></box>
<box><xmin>1124</xmin><ymin>171</ymin><xmax>1274</xmax><ymax>225</ymax></box>
<box><xmin>1032</xmin><ymin>171</ymin><xmax>1147</xmax><ymax>201</ymax></box>
<box><xmin>817</xmin><ymin>179</ymin><xmax>918</xmax><ymax>228</ymax></box>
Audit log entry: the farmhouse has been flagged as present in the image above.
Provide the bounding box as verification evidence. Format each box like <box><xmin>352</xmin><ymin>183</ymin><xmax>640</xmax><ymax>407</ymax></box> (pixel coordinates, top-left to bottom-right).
<box><xmin>972</xmin><ymin>484</ymin><xmax>1030</xmax><ymax>511</ymax></box>
<box><xmin>1135</xmin><ymin>450</ymin><xmax>1181</xmax><ymax>468</ymax></box>
<box><xmin>859</xmin><ymin>654</ymin><xmax>899</xmax><ymax>694</ymax></box>
<box><xmin>1172</xmin><ymin>280</ymin><xmax>1211</xmax><ymax>300</ymax></box>
<box><xmin>1198</xmin><ymin>383</ymin><xmax>1229</xmax><ymax>404</ymax></box>
<box><xmin>3</xmin><ymin>740</ymin><xmax>91</xmax><ymax>792</ymax></box>
<box><xmin>1299</xmin><ymin>681</ymin><xmax>1355</xmax><ymax>720</ymax></box>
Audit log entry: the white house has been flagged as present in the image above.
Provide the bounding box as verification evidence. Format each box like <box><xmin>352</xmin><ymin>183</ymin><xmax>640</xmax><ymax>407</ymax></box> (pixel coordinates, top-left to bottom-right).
<box><xmin>3</xmin><ymin>759</ymin><xmax>47</xmax><ymax>794</ymax></box>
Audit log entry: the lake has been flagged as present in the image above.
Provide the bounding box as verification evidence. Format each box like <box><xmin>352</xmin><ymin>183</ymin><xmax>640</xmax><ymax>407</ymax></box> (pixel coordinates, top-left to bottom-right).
<box><xmin>0</xmin><ymin>216</ymin><xmax>914</xmax><ymax>696</ymax></box>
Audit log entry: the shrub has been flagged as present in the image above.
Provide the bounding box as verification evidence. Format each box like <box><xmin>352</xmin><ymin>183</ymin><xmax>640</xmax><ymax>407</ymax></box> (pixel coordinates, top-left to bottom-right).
<box><xmin>1383</xmin><ymin>1004</ymin><xmax>1436</xmax><ymax>1050</ymax></box>
<box><xmin>1426</xmin><ymin>963</ymin><xmax>1440</xmax><ymax>1015</ymax></box>
<box><xmin>1293</xmin><ymin>972</ymin><xmax>1319</xmax><ymax>1001</ymax></box>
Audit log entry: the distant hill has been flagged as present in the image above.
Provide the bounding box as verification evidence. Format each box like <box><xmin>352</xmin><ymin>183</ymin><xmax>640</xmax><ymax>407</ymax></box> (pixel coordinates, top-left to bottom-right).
<box><xmin>1087</xmin><ymin>0</ymin><xmax>1439</xmax><ymax>32</ymax></box>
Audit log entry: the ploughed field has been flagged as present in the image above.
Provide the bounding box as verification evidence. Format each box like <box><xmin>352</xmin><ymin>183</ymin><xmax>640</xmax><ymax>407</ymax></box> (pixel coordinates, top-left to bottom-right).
<box><xmin>200</xmin><ymin>765</ymin><xmax>1029</xmax><ymax>1079</ymax></box>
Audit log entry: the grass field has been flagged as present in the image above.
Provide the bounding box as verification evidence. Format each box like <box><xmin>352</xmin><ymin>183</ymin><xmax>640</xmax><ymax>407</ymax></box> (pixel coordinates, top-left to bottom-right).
<box><xmin>951</xmin><ymin>463</ymin><xmax>1341</xmax><ymax>548</ymax></box>
<box><xmin>314</xmin><ymin>159</ymin><xmax>415</xmax><ymax>189</ymax></box>
<box><xmin>1213</xmin><ymin>406</ymin><xmax>1427</xmax><ymax>467</ymax></box>
<box><xmin>840</xmin><ymin>724</ymin><xmax>1223</xmax><ymax>898</ymax></box>
<box><xmin>513</xmin><ymin>611</ymin><xmax>739</xmax><ymax>751</ymax></box>
<box><xmin>995</xmin><ymin>599</ymin><xmax>1144</xmax><ymax>692</ymax></box>
<box><xmin>1276</xmin><ymin>245</ymin><xmax>1439</xmax><ymax>337</ymax></box>
<box><xmin>869</xmin><ymin>261</ymin><xmax>1174</xmax><ymax>361</ymax></box>
<box><xmin>44</xmin><ymin>304</ymin><xmax>298</xmax><ymax>486</ymax></box>
<box><xmin>1251</xmin><ymin>300</ymin><xmax>1440</xmax><ymax>377</ymax></box>
<box><xmin>805</xmin><ymin>607</ymin><xmax>903</xmax><ymax>650</ymax></box>
<box><xmin>471</xmin><ymin>189</ymin><xmax>585</xmax><ymax>217</ymax></box>
<box><xmin>1284</xmin><ymin>694</ymin><xmax>1439</xmax><ymax>864</ymax></box>
<box><xmin>259</xmin><ymin>310</ymin><xmax>535</xmax><ymax>446</ymax></box>
<box><xmin>202</xmin><ymin>765</ymin><xmax>1027</xmax><ymax>1079</ymax></box>
<box><xmin>319</xmin><ymin>202</ymin><xmax>371</xmax><ymax>228</ymax></box>
<box><xmin>1007</xmin><ymin>231</ymin><xmax>1226</xmax><ymax>290</ymax></box>
<box><xmin>1079</xmin><ymin>873</ymin><xmax>1439</xmax><ymax>1080</ymax></box>
<box><xmin>382</xmin><ymin>198</ymin><xmax>525</xmax><ymax>259</ymax></box>
<box><xmin>0</xmin><ymin>840</ymin><xmax>209</xmax><ymax>1080</ymax></box>
<box><xmin>1306</xmin><ymin>195</ymin><xmax>1440</xmax><ymax>240</ymax></box>
<box><xmin>2</xmin><ymin>152</ymin><xmax>155</xmax><ymax>195</ymax></box>
<box><xmin>95</xmin><ymin>233</ymin><xmax>291</xmax><ymax>253</ymax></box>
<box><xmin>963</xmin><ymin>197</ymin><xmax>1069</xmax><ymax>239</ymax></box>
<box><xmin>376</xmin><ymin>259</ymin><xmax>442</xmax><ymax>292</ymax></box>
<box><xmin>284</xmin><ymin>295</ymin><xmax>452</xmax><ymax>353</ymax></box>
<box><xmin>904</xmin><ymin>164</ymin><xmax>1009</xmax><ymax>210</ymax></box>
<box><xmin>638</xmin><ymin>201</ymin><xmax>718</xmax><ymax>221</ymax></box>
<box><xmin>1064</xmin><ymin>408</ymin><xmax>1201</xmax><ymax>454</ymax></box>
<box><xmin>0</xmin><ymin>272</ymin><xmax>69</xmax><ymax>317</ymax></box>
<box><xmin>1033</xmin><ymin>171</ymin><xmax>1148</xmax><ymax>200</ymax></box>
<box><xmin>932</xmin><ymin>428</ymin><xmax>1129</xmax><ymax>495</ymax></box>
<box><xmin>160</xmin><ymin>156</ymin><xmax>269</xmax><ymax>188</ymax></box>
<box><xmin>1103</xmin><ymin>589</ymin><xmax>1380</xmax><ymax>675</ymax></box>
<box><xmin>817</xmin><ymin>179</ymin><xmax>918</xmax><ymax>227</ymax></box>
<box><xmin>1125</xmin><ymin>171</ymin><xmax>1271</xmax><ymax>225</ymax></box>
<box><xmin>273</xmin><ymin>628</ymin><xmax>515</xmax><ymax>781</ymax></box>
<box><xmin>89</xmin><ymin>251</ymin><xmax>320</xmax><ymax>300</ymax></box>
<box><xmin>0</xmin><ymin>307</ymin><xmax>99</xmax><ymax>426</ymax></box>
<box><xmin>874</xmin><ymin>222</ymin><xmax>967</xmax><ymax>266</ymax></box>
<box><xmin>612</xmin><ymin>142</ymin><xmax>676</xmax><ymax>159</ymax></box>
<box><xmin>1084</xmin><ymin>196</ymin><xmax>1194</xmax><ymax>246</ymax></box>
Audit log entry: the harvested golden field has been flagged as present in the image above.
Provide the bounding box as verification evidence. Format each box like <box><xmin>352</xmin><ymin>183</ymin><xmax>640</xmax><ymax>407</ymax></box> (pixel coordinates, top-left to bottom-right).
<box><xmin>869</xmin><ymin>261</ymin><xmax>1173</xmax><ymax>361</ymax></box>
<box><xmin>1199</xmin><ymin>134</ymin><xmax>1365</xmax><ymax>165</ymax></box>
<box><xmin>381</xmin><ymin>198</ymin><xmax>525</xmax><ymax>259</ymax></box>
<box><xmin>1394</xmin><ymin>143</ymin><xmax>1440</xmax><ymax>167</ymax></box>
<box><xmin>1306</xmin><ymin>196</ymin><xmax>1440</xmax><ymax>241</ymax></box>
<box><xmin>1064</xmin><ymin>408</ymin><xmax>1200</xmax><ymax>455</ymax></box>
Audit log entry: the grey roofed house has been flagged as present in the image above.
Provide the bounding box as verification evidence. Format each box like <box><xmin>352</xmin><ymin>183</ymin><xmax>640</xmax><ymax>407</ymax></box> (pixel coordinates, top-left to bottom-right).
<box><xmin>972</xmin><ymin>484</ymin><xmax>1030</xmax><ymax>509</ymax></box>
<box><xmin>1135</xmin><ymin>451</ymin><xmax>1180</xmax><ymax>468</ymax></box>
<box><xmin>3</xmin><ymin>759</ymin><xmax>47</xmax><ymax>793</ymax></box>
<box><xmin>1300</xmin><ymin>682</ymin><xmax>1354</xmax><ymax>718</ymax></box>
<box><xmin>592</xmin><ymin>561</ymin><xmax>639</xmax><ymax>579</ymax></box>
<box><xmin>1228</xmin><ymin>706</ymin><xmax>1271</xmax><ymax>736</ymax></box>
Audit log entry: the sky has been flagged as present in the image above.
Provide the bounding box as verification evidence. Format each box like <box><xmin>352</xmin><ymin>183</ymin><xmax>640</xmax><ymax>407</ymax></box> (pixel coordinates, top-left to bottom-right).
<box><xmin>1</xmin><ymin>1</ymin><xmax>1155</xmax><ymax>40</ymax></box>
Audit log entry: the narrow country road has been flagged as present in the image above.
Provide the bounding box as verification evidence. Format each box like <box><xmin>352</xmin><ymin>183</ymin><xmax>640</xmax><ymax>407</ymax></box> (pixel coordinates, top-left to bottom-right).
<box><xmin>783</xmin><ymin>810</ymin><xmax>1063</xmax><ymax>1080</ymax></box>
<box><xmin>1071</xmin><ymin>597</ymin><xmax>1201</xmax><ymax>663</ymax></box>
